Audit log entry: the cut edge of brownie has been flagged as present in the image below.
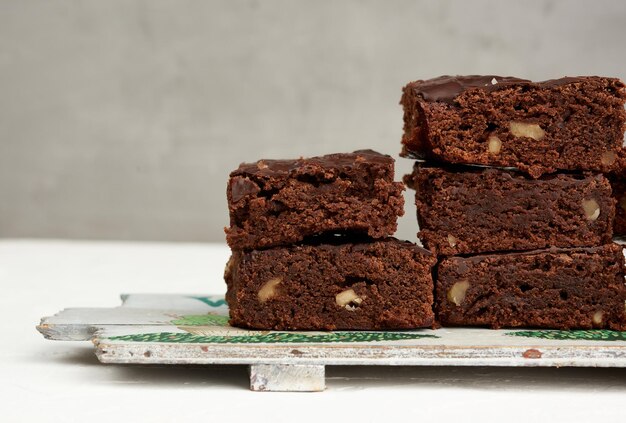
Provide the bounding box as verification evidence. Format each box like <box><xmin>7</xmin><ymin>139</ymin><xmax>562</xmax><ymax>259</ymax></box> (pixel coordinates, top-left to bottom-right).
<box><xmin>435</xmin><ymin>244</ymin><xmax>626</xmax><ymax>330</ymax></box>
<box><xmin>225</xmin><ymin>237</ymin><xmax>436</xmax><ymax>331</ymax></box>
<box><xmin>609</xmin><ymin>174</ymin><xmax>626</xmax><ymax>236</ymax></box>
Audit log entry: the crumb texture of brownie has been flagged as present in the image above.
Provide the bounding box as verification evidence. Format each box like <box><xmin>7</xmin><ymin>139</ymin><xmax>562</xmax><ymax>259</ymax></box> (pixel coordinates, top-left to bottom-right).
<box><xmin>225</xmin><ymin>149</ymin><xmax>404</xmax><ymax>250</ymax></box>
<box><xmin>400</xmin><ymin>75</ymin><xmax>626</xmax><ymax>178</ymax></box>
<box><xmin>225</xmin><ymin>238</ymin><xmax>436</xmax><ymax>330</ymax></box>
<box><xmin>436</xmin><ymin>244</ymin><xmax>626</xmax><ymax>330</ymax></box>
<box><xmin>406</xmin><ymin>164</ymin><xmax>615</xmax><ymax>256</ymax></box>
<box><xmin>609</xmin><ymin>175</ymin><xmax>626</xmax><ymax>236</ymax></box>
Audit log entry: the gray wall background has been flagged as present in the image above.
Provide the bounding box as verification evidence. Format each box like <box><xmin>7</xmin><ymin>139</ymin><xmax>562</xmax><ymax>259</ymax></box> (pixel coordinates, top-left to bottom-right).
<box><xmin>1</xmin><ymin>0</ymin><xmax>625</xmax><ymax>242</ymax></box>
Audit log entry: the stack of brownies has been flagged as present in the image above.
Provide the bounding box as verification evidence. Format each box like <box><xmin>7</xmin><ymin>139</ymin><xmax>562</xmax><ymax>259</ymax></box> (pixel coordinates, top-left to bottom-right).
<box><xmin>224</xmin><ymin>150</ymin><xmax>437</xmax><ymax>330</ymax></box>
<box><xmin>223</xmin><ymin>74</ymin><xmax>626</xmax><ymax>332</ymax></box>
<box><xmin>401</xmin><ymin>75</ymin><xmax>626</xmax><ymax>329</ymax></box>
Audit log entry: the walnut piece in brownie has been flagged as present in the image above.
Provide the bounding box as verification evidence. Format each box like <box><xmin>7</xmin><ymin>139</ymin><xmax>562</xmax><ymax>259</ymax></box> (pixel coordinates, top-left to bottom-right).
<box><xmin>225</xmin><ymin>150</ymin><xmax>404</xmax><ymax>250</ymax></box>
<box><xmin>225</xmin><ymin>237</ymin><xmax>435</xmax><ymax>330</ymax></box>
<box><xmin>400</xmin><ymin>75</ymin><xmax>626</xmax><ymax>178</ymax></box>
<box><xmin>436</xmin><ymin>244</ymin><xmax>626</xmax><ymax>330</ymax></box>
<box><xmin>405</xmin><ymin>164</ymin><xmax>615</xmax><ymax>256</ymax></box>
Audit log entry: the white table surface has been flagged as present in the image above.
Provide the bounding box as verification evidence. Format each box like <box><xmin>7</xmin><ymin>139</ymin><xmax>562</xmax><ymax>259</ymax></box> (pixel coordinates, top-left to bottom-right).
<box><xmin>2</xmin><ymin>239</ymin><xmax>625</xmax><ymax>422</ymax></box>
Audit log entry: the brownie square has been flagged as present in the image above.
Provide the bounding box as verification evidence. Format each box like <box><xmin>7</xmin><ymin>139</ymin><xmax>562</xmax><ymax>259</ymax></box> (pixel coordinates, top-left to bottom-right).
<box><xmin>405</xmin><ymin>164</ymin><xmax>615</xmax><ymax>256</ymax></box>
<box><xmin>436</xmin><ymin>244</ymin><xmax>626</xmax><ymax>330</ymax></box>
<box><xmin>225</xmin><ymin>238</ymin><xmax>436</xmax><ymax>330</ymax></box>
<box><xmin>225</xmin><ymin>150</ymin><xmax>404</xmax><ymax>250</ymax></box>
<box><xmin>400</xmin><ymin>75</ymin><xmax>626</xmax><ymax>178</ymax></box>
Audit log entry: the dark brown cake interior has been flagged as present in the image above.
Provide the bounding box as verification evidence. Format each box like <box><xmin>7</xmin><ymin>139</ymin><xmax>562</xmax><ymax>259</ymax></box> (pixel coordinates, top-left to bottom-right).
<box><xmin>609</xmin><ymin>175</ymin><xmax>626</xmax><ymax>236</ymax></box>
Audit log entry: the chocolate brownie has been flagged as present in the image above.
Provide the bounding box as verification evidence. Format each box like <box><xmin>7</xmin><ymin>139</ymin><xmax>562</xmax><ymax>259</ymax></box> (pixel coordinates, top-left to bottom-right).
<box><xmin>436</xmin><ymin>244</ymin><xmax>626</xmax><ymax>330</ymax></box>
<box><xmin>225</xmin><ymin>150</ymin><xmax>404</xmax><ymax>250</ymax></box>
<box><xmin>609</xmin><ymin>175</ymin><xmax>626</xmax><ymax>236</ymax></box>
<box><xmin>225</xmin><ymin>237</ymin><xmax>436</xmax><ymax>330</ymax></box>
<box><xmin>405</xmin><ymin>164</ymin><xmax>615</xmax><ymax>256</ymax></box>
<box><xmin>400</xmin><ymin>75</ymin><xmax>626</xmax><ymax>178</ymax></box>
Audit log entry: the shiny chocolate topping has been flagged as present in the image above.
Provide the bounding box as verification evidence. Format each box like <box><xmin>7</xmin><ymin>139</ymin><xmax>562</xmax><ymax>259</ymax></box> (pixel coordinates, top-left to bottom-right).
<box><xmin>410</xmin><ymin>75</ymin><xmax>594</xmax><ymax>104</ymax></box>
<box><xmin>232</xmin><ymin>149</ymin><xmax>393</xmax><ymax>177</ymax></box>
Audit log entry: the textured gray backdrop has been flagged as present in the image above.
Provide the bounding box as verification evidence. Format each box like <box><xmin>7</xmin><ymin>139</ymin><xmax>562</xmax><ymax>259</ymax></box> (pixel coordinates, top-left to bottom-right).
<box><xmin>1</xmin><ymin>0</ymin><xmax>625</xmax><ymax>242</ymax></box>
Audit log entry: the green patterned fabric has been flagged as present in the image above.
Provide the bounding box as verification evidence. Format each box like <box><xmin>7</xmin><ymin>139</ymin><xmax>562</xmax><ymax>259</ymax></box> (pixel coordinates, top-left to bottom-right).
<box><xmin>187</xmin><ymin>296</ymin><xmax>227</xmax><ymax>307</ymax></box>
<box><xmin>171</xmin><ymin>314</ymin><xmax>229</xmax><ymax>326</ymax></box>
<box><xmin>107</xmin><ymin>331</ymin><xmax>438</xmax><ymax>344</ymax></box>
<box><xmin>507</xmin><ymin>329</ymin><xmax>626</xmax><ymax>341</ymax></box>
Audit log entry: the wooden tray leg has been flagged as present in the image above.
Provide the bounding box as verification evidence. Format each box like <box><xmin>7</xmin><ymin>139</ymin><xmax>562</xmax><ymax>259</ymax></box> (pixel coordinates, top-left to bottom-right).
<box><xmin>249</xmin><ymin>364</ymin><xmax>325</xmax><ymax>392</ymax></box>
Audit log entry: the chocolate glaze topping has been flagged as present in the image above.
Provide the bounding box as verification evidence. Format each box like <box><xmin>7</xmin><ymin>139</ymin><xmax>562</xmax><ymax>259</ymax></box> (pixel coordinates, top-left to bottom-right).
<box><xmin>231</xmin><ymin>149</ymin><xmax>393</xmax><ymax>177</ymax></box>
<box><xmin>410</xmin><ymin>75</ymin><xmax>598</xmax><ymax>104</ymax></box>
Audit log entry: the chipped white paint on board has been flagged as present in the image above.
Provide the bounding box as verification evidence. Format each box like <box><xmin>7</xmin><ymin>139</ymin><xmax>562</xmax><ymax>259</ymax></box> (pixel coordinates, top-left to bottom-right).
<box><xmin>37</xmin><ymin>294</ymin><xmax>626</xmax><ymax>391</ymax></box>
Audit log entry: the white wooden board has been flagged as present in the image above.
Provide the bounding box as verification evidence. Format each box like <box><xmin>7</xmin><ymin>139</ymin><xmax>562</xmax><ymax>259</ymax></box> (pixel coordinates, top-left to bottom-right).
<box><xmin>37</xmin><ymin>294</ymin><xmax>626</xmax><ymax>391</ymax></box>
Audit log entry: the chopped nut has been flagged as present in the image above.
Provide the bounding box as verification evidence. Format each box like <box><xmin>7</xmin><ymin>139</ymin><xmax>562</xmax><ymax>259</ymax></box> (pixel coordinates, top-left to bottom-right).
<box><xmin>487</xmin><ymin>135</ymin><xmax>502</xmax><ymax>155</ymax></box>
<box><xmin>593</xmin><ymin>311</ymin><xmax>604</xmax><ymax>325</ymax></box>
<box><xmin>557</xmin><ymin>254</ymin><xmax>574</xmax><ymax>265</ymax></box>
<box><xmin>620</xmin><ymin>196</ymin><xmax>626</xmax><ymax>211</ymax></box>
<box><xmin>345</xmin><ymin>301</ymin><xmax>363</xmax><ymax>311</ymax></box>
<box><xmin>447</xmin><ymin>234</ymin><xmax>457</xmax><ymax>247</ymax></box>
<box><xmin>258</xmin><ymin>277</ymin><xmax>281</xmax><ymax>302</ymax></box>
<box><xmin>256</xmin><ymin>160</ymin><xmax>268</xmax><ymax>170</ymax></box>
<box><xmin>601</xmin><ymin>151</ymin><xmax>616</xmax><ymax>166</ymax></box>
<box><xmin>224</xmin><ymin>257</ymin><xmax>235</xmax><ymax>279</ymax></box>
<box><xmin>509</xmin><ymin>121</ymin><xmax>545</xmax><ymax>141</ymax></box>
<box><xmin>335</xmin><ymin>288</ymin><xmax>363</xmax><ymax>310</ymax></box>
<box><xmin>447</xmin><ymin>280</ymin><xmax>470</xmax><ymax>306</ymax></box>
<box><xmin>582</xmin><ymin>199</ymin><xmax>600</xmax><ymax>221</ymax></box>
